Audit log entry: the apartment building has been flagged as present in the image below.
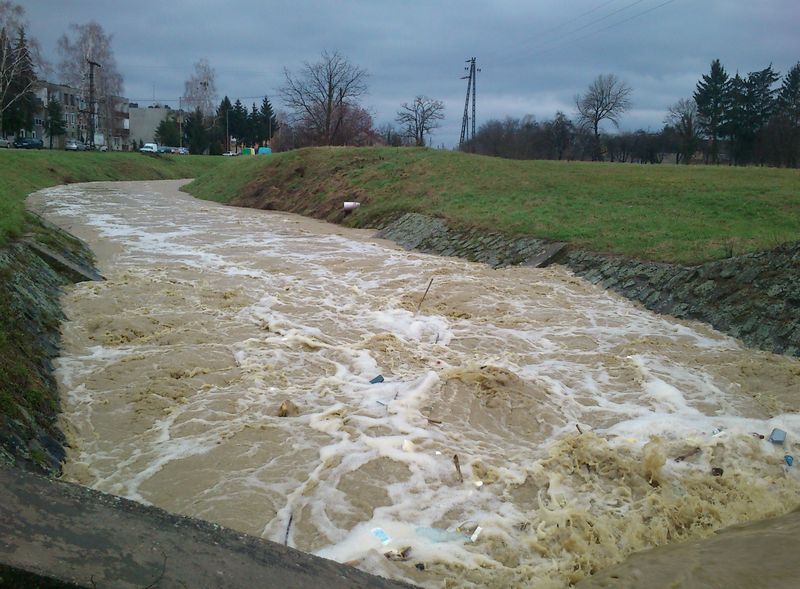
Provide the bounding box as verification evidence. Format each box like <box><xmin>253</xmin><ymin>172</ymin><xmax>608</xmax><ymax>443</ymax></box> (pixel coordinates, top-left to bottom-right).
<box><xmin>30</xmin><ymin>82</ymin><xmax>130</xmax><ymax>150</ymax></box>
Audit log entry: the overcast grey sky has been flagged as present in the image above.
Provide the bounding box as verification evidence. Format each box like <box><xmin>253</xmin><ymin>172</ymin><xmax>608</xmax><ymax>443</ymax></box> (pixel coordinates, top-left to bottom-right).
<box><xmin>22</xmin><ymin>0</ymin><xmax>800</xmax><ymax>147</ymax></box>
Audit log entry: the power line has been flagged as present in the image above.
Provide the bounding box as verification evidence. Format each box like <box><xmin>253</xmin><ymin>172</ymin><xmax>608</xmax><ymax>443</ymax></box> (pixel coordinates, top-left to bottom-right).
<box><xmin>483</xmin><ymin>0</ymin><xmax>651</xmax><ymax>67</ymax></box>
<box><xmin>527</xmin><ymin>0</ymin><xmax>679</xmax><ymax>60</ymax></box>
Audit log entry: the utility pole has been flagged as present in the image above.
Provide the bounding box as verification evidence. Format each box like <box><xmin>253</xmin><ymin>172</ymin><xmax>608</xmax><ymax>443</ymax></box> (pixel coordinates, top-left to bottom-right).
<box><xmin>178</xmin><ymin>97</ymin><xmax>182</xmax><ymax>149</ymax></box>
<box><xmin>87</xmin><ymin>59</ymin><xmax>102</xmax><ymax>149</ymax></box>
<box><xmin>458</xmin><ymin>57</ymin><xmax>479</xmax><ymax>151</ymax></box>
<box><xmin>471</xmin><ymin>58</ymin><xmax>478</xmax><ymax>143</ymax></box>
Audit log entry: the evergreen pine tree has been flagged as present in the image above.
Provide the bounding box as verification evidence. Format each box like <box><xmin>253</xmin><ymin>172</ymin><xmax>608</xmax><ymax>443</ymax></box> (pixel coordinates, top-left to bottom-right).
<box><xmin>770</xmin><ymin>62</ymin><xmax>800</xmax><ymax>167</ymax></box>
<box><xmin>776</xmin><ymin>63</ymin><xmax>800</xmax><ymax>126</ymax></box>
<box><xmin>725</xmin><ymin>73</ymin><xmax>748</xmax><ymax>164</ymax></box>
<box><xmin>185</xmin><ymin>107</ymin><xmax>209</xmax><ymax>154</ymax></box>
<box><xmin>45</xmin><ymin>98</ymin><xmax>65</xmax><ymax>148</ymax></box>
<box><xmin>2</xmin><ymin>27</ymin><xmax>36</xmax><ymax>136</ymax></box>
<box><xmin>230</xmin><ymin>98</ymin><xmax>247</xmax><ymax>146</ymax></box>
<box><xmin>247</xmin><ymin>102</ymin><xmax>259</xmax><ymax>146</ymax></box>
<box><xmin>259</xmin><ymin>96</ymin><xmax>278</xmax><ymax>144</ymax></box>
<box><xmin>694</xmin><ymin>59</ymin><xmax>730</xmax><ymax>164</ymax></box>
<box><xmin>154</xmin><ymin>118</ymin><xmax>180</xmax><ymax>147</ymax></box>
<box><xmin>215</xmin><ymin>96</ymin><xmax>233</xmax><ymax>152</ymax></box>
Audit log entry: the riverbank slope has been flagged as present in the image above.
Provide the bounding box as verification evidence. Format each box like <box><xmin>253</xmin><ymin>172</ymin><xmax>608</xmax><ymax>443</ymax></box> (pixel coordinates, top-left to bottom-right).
<box><xmin>183</xmin><ymin>147</ymin><xmax>800</xmax><ymax>356</ymax></box>
<box><xmin>0</xmin><ymin>151</ymin><xmax>223</xmax><ymax>473</ymax></box>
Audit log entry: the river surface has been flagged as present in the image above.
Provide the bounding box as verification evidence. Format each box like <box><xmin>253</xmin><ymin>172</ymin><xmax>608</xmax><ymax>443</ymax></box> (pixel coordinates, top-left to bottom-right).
<box><xmin>29</xmin><ymin>180</ymin><xmax>800</xmax><ymax>588</ymax></box>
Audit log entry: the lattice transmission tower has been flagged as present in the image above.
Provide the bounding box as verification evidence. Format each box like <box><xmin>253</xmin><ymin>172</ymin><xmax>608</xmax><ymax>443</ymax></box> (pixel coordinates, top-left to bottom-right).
<box><xmin>459</xmin><ymin>57</ymin><xmax>480</xmax><ymax>150</ymax></box>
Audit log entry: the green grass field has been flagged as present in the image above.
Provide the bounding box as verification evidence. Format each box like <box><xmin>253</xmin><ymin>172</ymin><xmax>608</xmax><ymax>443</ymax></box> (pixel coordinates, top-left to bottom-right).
<box><xmin>185</xmin><ymin>147</ymin><xmax>800</xmax><ymax>264</ymax></box>
<box><xmin>0</xmin><ymin>150</ymin><xmax>223</xmax><ymax>246</ymax></box>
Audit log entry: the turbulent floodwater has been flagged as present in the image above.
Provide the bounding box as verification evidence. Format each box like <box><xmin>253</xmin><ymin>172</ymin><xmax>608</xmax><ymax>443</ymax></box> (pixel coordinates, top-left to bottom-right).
<box><xmin>29</xmin><ymin>180</ymin><xmax>800</xmax><ymax>588</ymax></box>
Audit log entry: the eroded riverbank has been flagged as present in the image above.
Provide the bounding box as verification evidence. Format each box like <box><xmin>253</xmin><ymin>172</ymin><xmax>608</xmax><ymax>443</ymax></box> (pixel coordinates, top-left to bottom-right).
<box><xmin>29</xmin><ymin>180</ymin><xmax>800</xmax><ymax>588</ymax></box>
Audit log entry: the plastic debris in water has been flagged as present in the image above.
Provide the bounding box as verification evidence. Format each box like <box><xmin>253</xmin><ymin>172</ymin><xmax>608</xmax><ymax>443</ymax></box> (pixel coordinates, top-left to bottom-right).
<box><xmin>711</xmin><ymin>467</ymin><xmax>724</xmax><ymax>477</ymax></box>
<box><xmin>769</xmin><ymin>428</ymin><xmax>787</xmax><ymax>445</ymax></box>
<box><xmin>785</xmin><ymin>455</ymin><xmax>794</xmax><ymax>467</ymax></box>
<box><xmin>402</xmin><ymin>439</ymin><xmax>415</xmax><ymax>452</ymax></box>
<box><xmin>415</xmin><ymin>527</ymin><xmax>469</xmax><ymax>543</ymax></box>
<box><xmin>415</xmin><ymin>563</ymin><xmax>425</xmax><ymax>571</ymax></box>
<box><xmin>470</xmin><ymin>526</ymin><xmax>483</xmax><ymax>542</ymax></box>
<box><xmin>369</xmin><ymin>375</ymin><xmax>385</xmax><ymax>384</ymax></box>
<box><xmin>371</xmin><ymin>527</ymin><xmax>391</xmax><ymax>545</ymax></box>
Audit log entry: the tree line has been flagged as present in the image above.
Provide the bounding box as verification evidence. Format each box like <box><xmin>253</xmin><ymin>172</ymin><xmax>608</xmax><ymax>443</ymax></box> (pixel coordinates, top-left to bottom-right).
<box><xmin>465</xmin><ymin>60</ymin><xmax>799</xmax><ymax>167</ymax></box>
<box><xmin>149</xmin><ymin>95</ymin><xmax>279</xmax><ymax>154</ymax></box>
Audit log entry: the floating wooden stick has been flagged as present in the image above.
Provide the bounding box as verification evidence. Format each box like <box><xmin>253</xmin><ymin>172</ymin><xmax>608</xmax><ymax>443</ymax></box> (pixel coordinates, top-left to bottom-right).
<box><xmin>284</xmin><ymin>513</ymin><xmax>294</xmax><ymax>545</ymax></box>
<box><xmin>416</xmin><ymin>278</ymin><xmax>434</xmax><ymax>313</ymax></box>
<box><xmin>575</xmin><ymin>424</ymin><xmax>583</xmax><ymax>435</ymax></box>
<box><xmin>453</xmin><ymin>454</ymin><xmax>464</xmax><ymax>483</ymax></box>
<box><xmin>675</xmin><ymin>447</ymin><xmax>701</xmax><ymax>462</ymax></box>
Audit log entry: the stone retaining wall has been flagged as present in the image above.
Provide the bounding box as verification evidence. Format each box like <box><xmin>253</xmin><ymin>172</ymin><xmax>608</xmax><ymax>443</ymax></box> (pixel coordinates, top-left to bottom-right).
<box><xmin>377</xmin><ymin>213</ymin><xmax>566</xmax><ymax>268</ymax></box>
<box><xmin>565</xmin><ymin>245</ymin><xmax>800</xmax><ymax>357</ymax></box>
<box><xmin>0</xmin><ymin>221</ymin><xmax>102</xmax><ymax>474</ymax></box>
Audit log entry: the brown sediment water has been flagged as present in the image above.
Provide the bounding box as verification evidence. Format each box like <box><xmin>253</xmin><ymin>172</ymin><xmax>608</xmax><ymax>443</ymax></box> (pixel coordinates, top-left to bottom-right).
<box><xmin>28</xmin><ymin>180</ymin><xmax>800</xmax><ymax>588</ymax></box>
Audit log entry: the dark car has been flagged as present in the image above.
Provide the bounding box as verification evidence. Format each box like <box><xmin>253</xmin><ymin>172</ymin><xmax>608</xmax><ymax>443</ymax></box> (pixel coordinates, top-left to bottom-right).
<box><xmin>13</xmin><ymin>137</ymin><xmax>44</xmax><ymax>149</ymax></box>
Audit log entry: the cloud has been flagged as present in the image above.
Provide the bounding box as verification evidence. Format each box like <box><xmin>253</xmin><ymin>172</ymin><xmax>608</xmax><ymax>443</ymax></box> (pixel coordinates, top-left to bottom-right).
<box><xmin>23</xmin><ymin>0</ymin><xmax>799</xmax><ymax>147</ymax></box>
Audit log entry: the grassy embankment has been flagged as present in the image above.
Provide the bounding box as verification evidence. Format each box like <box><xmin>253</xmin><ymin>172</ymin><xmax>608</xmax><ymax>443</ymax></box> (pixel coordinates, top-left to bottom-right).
<box><xmin>0</xmin><ymin>150</ymin><xmax>223</xmax><ymax>468</ymax></box>
<box><xmin>185</xmin><ymin>146</ymin><xmax>800</xmax><ymax>265</ymax></box>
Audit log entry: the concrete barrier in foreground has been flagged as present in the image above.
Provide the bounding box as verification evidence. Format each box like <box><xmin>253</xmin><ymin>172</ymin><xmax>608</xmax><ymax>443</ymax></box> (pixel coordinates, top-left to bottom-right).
<box><xmin>0</xmin><ymin>466</ymin><xmax>416</xmax><ymax>589</ymax></box>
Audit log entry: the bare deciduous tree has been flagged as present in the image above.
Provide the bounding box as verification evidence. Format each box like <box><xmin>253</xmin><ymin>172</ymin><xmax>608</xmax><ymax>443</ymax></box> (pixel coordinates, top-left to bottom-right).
<box><xmin>57</xmin><ymin>22</ymin><xmax>123</xmax><ymax>144</ymax></box>
<box><xmin>575</xmin><ymin>73</ymin><xmax>632</xmax><ymax>160</ymax></box>
<box><xmin>280</xmin><ymin>50</ymin><xmax>368</xmax><ymax>145</ymax></box>
<box><xmin>665</xmin><ymin>98</ymin><xmax>701</xmax><ymax>164</ymax></box>
<box><xmin>396</xmin><ymin>95</ymin><xmax>445</xmax><ymax>146</ymax></box>
<box><xmin>182</xmin><ymin>58</ymin><xmax>217</xmax><ymax>117</ymax></box>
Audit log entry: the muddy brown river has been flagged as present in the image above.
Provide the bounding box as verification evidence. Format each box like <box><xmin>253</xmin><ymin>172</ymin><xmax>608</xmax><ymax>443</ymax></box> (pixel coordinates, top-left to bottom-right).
<box><xmin>28</xmin><ymin>180</ymin><xmax>800</xmax><ymax>588</ymax></box>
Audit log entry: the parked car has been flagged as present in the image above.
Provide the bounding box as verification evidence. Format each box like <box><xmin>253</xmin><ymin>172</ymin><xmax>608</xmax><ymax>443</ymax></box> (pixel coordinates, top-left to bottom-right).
<box><xmin>176</xmin><ymin>147</ymin><xmax>189</xmax><ymax>155</ymax></box>
<box><xmin>222</xmin><ymin>151</ymin><xmax>238</xmax><ymax>157</ymax></box>
<box><xmin>139</xmin><ymin>143</ymin><xmax>158</xmax><ymax>154</ymax></box>
<box><xmin>65</xmin><ymin>139</ymin><xmax>86</xmax><ymax>151</ymax></box>
<box><xmin>0</xmin><ymin>137</ymin><xmax>10</xmax><ymax>148</ymax></box>
<box><xmin>13</xmin><ymin>137</ymin><xmax>44</xmax><ymax>149</ymax></box>
<box><xmin>157</xmin><ymin>145</ymin><xmax>173</xmax><ymax>154</ymax></box>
